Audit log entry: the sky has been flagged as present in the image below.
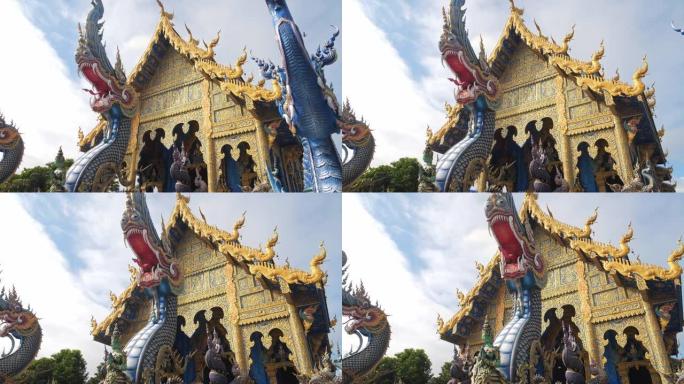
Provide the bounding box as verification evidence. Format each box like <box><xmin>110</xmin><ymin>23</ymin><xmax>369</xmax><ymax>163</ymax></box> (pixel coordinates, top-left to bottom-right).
<box><xmin>0</xmin><ymin>193</ymin><xmax>341</xmax><ymax>376</ymax></box>
<box><xmin>0</xmin><ymin>0</ymin><xmax>341</xmax><ymax>169</ymax></box>
<box><xmin>343</xmin><ymin>193</ymin><xmax>684</xmax><ymax>373</ymax></box>
<box><xmin>342</xmin><ymin>0</ymin><xmax>684</xmax><ymax>185</ymax></box>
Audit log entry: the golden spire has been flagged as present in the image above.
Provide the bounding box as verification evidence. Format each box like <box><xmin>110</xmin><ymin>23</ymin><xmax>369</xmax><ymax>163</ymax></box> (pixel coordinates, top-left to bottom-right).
<box><xmin>155</xmin><ymin>0</ymin><xmax>174</xmax><ymax>20</ymax></box>
<box><xmin>509</xmin><ymin>0</ymin><xmax>524</xmax><ymax>15</ymax></box>
<box><xmin>184</xmin><ymin>24</ymin><xmax>199</xmax><ymax>46</ymax></box>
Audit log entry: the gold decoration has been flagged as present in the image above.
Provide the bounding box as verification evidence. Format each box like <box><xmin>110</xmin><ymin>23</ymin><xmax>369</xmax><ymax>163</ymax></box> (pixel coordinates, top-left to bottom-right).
<box><xmin>570</xmin><ymin>224</ymin><xmax>633</xmax><ymax>259</ymax></box>
<box><xmin>601</xmin><ymin>240</ymin><xmax>684</xmax><ymax>281</ymax></box>
<box><xmin>91</xmin><ymin>279</ymin><xmax>138</xmax><ymax>336</ymax></box>
<box><xmin>249</xmin><ymin>243</ymin><xmax>328</xmax><ymax>286</ymax></box>
<box><xmin>575</xmin><ymin>56</ymin><xmax>648</xmax><ymax>97</ymax></box>
<box><xmin>522</xmin><ymin>194</ymin><xmax>595</xmax><ymax>239</ymax></box>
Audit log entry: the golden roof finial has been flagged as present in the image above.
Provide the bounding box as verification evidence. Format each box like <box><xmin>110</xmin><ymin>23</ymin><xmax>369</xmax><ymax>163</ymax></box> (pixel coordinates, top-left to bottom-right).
<box><xmin>90</xmin><ymin>316</ymin><xmax>97</xmax><ymax>332</ymax></box>
<box><xmin>592</xmin><ymin>40</ymin><xmax>605</xmax><ymax>63</ymax></box>
<box><xmin>509</xmin><ymin>0</ymin><xmax>524</xmax><ymax>15</ymax></box>
<box><xmin>155</xmin><ymin>0</ymin><xmax>173</xmax><ymax>20</ymax></box>
<box><xmin>561</xmin><ymin>24</ymin><xmax>576</xmax><ymax>53</ymax></box>
<box><xmin>203</xmin><ymin>30</ymin><xmax>221</xmax><ymax>59</ymax></box>
<box><xmin>184</xmin><ymin>24</ymin><xmax>199</xmax><ymax>46</ymax></box>
<box><xmin>77</xmin><ymin>127</ymin><xmax>84</xmax><ymax>142</ymax></box>
<box><xmin>533</xmin><ymin>19</ymin><xmax>545</xmax><ymax>37</ymax></box>
<box><xmin>612</xmin><ymin>68</ymin><xmax>621</xmax><ymax>82</ymax></box>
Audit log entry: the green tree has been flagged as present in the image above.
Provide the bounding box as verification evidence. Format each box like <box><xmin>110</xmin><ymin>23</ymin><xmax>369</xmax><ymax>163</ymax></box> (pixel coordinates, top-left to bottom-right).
<box><xmin>346</xmin><ymin>157</ymin><xmax>420</xmax><ymax>192</ymax></box>
<box><xmin>367</xmin><ymin>356</ymin><xmax>398</xmax><ymax>384</ymax></box>
<box><xmin>428</xmin><ymin>361</ymin><xmax>452</xmax><ymax>384</ymax></box>
<box><xmin>0</xmin><ymin>155</ymin><xmax>73</xmax><ymax>192</ymax></box>
<box><xmin>86</xmin><ymin>361</ymin><xmax>106</xmax><ymax>384</ymax></box>
<box><xmin>52</xmin><ymin>349</ymin><xmax>88</xmax><ymax>384</ymax></box>
<box><xmin>15</xmin><ymin>357</ymin><xmax>54</xmax><ymax>384</ymax></box>
<box><xmin>13</xmin><ymin>349</ymin><xmax>88</xmax><ymax>384</ymax></box>
<box><xmin>395</xmin><ymin>348</ymin><xmax>432</xmax><ymax>384</ymax></box>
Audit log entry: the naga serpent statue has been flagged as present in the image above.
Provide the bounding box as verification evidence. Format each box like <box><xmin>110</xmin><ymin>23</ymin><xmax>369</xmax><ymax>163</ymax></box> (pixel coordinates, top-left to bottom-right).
<box><xmin>562</xmin><ymin>322</ymin><xmax>585</xmax><ymax>384</ymax></box>
<box><xmin>341</xmin><ymin>252</ymin><xmax>390</xmax><ymax>383</ymax></box>
<box><xmin>65</xmin><ymin>0</ymin><xmax>137</xmax><ymax>192</ymax></box>
<box><xmin>434</xmin><ymin>0</ymin><xmax>500</xmax><ymax>192</ymax></box>
<box><xmin>257</xmin><ymin>0</ymin><xmax>374</xmax><ymax>192</ymax></box>
<box><xmin>205</xmin><ymin>330</ymin><xmax>245</xmax><ymax>384</ymax></box>
<box><xmin>0</xmin><ymin>114</ymin><xmax>24</xmax><ymax>185</ymax></box>
<box><xmin>485</xmin><ymin>193</ymin><xmax>544</xmax><ymax>382</ymax></box>
<box><xmin>118</xmin><ymin>192</ymin><xmax>182</xmax><ymax>382</ymax></box>
<box><xmin>0</xmin><ymin>279</ymin><xmax>42</xmax><ymax>382</ymax></box>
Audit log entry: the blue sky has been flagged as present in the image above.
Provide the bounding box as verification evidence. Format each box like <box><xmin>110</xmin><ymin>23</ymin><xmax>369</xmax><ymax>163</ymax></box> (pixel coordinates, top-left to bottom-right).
<box><xmin>343</xmin><ymin>193</ymin><xmax>684</xmax><ymax>373</ymax></box>
<box><xmin>343</xmin><ymin>0</ymin><xmax>684</xmax><ymax>186</ymax></box>
<box><xmin>0</xmin><ymin>193</ymin><xmax>341</xmax><ymax>376</ymax></box>
<box><xmin>0</xmin><ymin>0</ymin><xmax>341</xmax><ymax>169</ymax></box>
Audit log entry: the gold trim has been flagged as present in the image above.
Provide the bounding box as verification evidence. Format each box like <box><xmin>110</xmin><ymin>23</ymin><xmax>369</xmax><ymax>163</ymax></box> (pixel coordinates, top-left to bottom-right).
<box><xmin>91</xmin><ymin>279</ymin><xmax>138</xmax><ymax>336</ymax></box>
<box><xmin>570</xmin><ymin>224</ymin><xmax>633</xmax><ymax>259</ymax></box>
<box><xmin>249</xmin><ymin>243</ymin><xmax>328</xmax><ymax>286</ymax></box>
<box><xmin>601</xmin><ymin>240</ymin><xmax>684</xmax><ymax>281</ymax></box>
<box><xmin>521</xmin><ymin>193</ymin><xmax>595</xmax><ymax>239</ymax></box>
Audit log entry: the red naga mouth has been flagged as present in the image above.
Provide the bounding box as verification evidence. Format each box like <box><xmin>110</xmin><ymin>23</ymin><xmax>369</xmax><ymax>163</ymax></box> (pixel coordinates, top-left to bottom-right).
<box><xmin>489</xmin><ymin>213</ymin><xmax>526</xmax><ymax>279</ymax></box>
<box><xmin>444</xmin><ymin>49</ymin><xmax>477</xmax><ymax>89</ymax></box>
<box><xmin>124</xmin><ymin>227</ymin><xmax>162</xmax><ymax>288</ymax></box>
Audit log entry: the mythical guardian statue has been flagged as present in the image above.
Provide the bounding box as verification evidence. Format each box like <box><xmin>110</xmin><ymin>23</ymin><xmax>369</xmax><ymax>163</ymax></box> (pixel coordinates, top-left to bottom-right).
<box><xmin>434</xmin><ymin>0</ymin><xmax>500</xmax><ymax>192</ymax></box>
<box><xmin>0</xmin><ymin>114</ymin><xmax>24</xmax><ymax>184</ymax></box>
<box><xmin>119</xmin><ymin>192</ymin><xmax>182</xmax><ymax>382</ymax></box>
<box><xmin>562</xmin><ymin>322</ymin><xmax>585</xmax><ymax>384</ymax></box>
<box><xmin>256</xmin><ymin>0</ymin><xmax>374</xmax><ymax>192</ymax></box>
<box><xmin>65</xmin><ymin>0</ymin><xmax>137</xmax><ymax>191</ymax></box>
<box><xmin>485</xmin><ymin>193</ymin><xmax>544</xmax><ymax>382</ymax></box>
<box><xmin>0</xmin><ymin>279</ymin><xmax>42</xmax><ymax>382</ymax></box>
<box><xmin>341</xmin><ymin>252</ymin><xmax>390</xmax><ymax>383</ymax></box>
<box><xmin>100</xmin><ymin>324</ymin><xmax>131</xmax><ymax>384</ymax></box>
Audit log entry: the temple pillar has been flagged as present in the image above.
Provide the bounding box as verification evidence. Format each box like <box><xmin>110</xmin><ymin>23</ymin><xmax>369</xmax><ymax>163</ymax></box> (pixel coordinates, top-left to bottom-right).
<box><xmin>555</xmin><ymin>76</ymin><xmax>574</xmax><ymax>186</ymax></box>
<box><xmin>224</xmin><ymin>261</ymin><xmax>248</xmax><ymax>374</ymax></box>
<box><xmin>575</xmin><ymin>260</ymin><xmax>600</xmax><ymax>363</ymax></box>
<box><xmin>202</xmin><ymin>79</ymin><xmax>217</xmax><ymax>192</ymax></box>
<box><xmin>639</xmin><ymin>285</ymin><xmax>672</xmax><ymax>380</ymax></box>
<box><xmin>126</xmin><ymin>112</ymin><xmax>141</xmax><ymax>187</ymax></box>
<box><xmin>610</xmin><ymin>107</ymin><xmax>634</xmax><ymax>182</ymax></box>
<box><xmin>286</xmin><ymin>302</ymin><xmax>313</xmax><ymax>375</ymax></box>
<box><xmin>253</xmin><ymin>118</ymin><xmax>270</xmax><ymax>184</ymax></box>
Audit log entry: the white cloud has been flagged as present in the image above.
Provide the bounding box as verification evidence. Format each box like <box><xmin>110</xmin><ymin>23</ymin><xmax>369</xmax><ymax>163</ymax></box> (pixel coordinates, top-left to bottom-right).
<box><xmin>342</xmin><ymin>0</ymin><xmax>444</xmax><ymax>166</ymax></box>
<box><xmin>342</xmin><ymin>195</ymin><xmax>453</xmax><ymax>372</ymax></box>
<box><xmin>0</xmin><ymin>0</ymin><xmax>95</xmax><ymax>168</ymax></box>
<box><xmin>0</xmin><ymin>195</ymin><xmax>111</xmax><ymax>375</ymax></box>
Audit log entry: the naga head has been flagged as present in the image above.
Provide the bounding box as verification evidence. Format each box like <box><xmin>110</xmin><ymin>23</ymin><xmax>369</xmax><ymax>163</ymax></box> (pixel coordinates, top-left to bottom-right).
<box><xmin>339</xmin><ymin>100</ymin><xmax>371</xmax><ymax>149</ymax></box>
<box><xmin>77</xmin><ymin>0</ymin><xmax>136</xmax><ymax>116</ymax></box>
<box><xmin>485</xmin><ymin>193</ymin><xmax>543</xmax><ymax>280</ymax></box>
<box><xmin>121</xmin><ymin>193</ymin><xmax>180</xmax><ymax>289</ymax></box>
<box><xmin>440</xmin><ymin>0</ymin><xmax>499</xmax><ymax>105</ymax></box>
<box><xmin>265</xmin><ymin>0</ymin><xmax>294</xmax><ymax>22</ymax></box>
<box><xmin>342</xmin><ymin>293</ymin><xmax>387</xmax><ymax>335</ymax></box>
<box><xmin>0</xmin><ymin>115</ymin><xmax>22</xmax><ymax>153</ymax></box>
<box><xmin>0</xmin><ymin>286</ymin><xmax>39</xmax><ymax>339</ymax></box>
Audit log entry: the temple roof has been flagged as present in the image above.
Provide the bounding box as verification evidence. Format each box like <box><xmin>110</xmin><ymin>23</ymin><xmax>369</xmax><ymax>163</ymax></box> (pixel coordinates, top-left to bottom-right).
<box><xmin>428</xmin><ymin>0</ymin><xmax>650</xmax><ymax>148</ymax></box>
<box><xmin>78</xmin><ymin>0</ymin><xmax>281</xmax><ymax>149</ymax></box>
<box><xmin>91</xmin><ymin>194</ymin><xmax>328</xmax><ymax>339</ymax></box>
<box><xmin>437</xmin><ymin>193</ymin><xmax>684</xmax><ymax>341</ymax></box>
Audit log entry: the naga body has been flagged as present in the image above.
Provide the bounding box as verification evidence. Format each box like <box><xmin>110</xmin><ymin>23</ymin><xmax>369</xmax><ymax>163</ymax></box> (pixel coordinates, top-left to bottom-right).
<box><xmin>341</xmin><ymin>252</ymin><xmax>390</xmax><ymax>383</ymax></box>
<box><xmin>258</xmin><ymin>0</ymin><xmax>373</xmax><ymax>192</ymax></box>
<box><xmin>0</xmin><ymin>115</ymin><xmax>24</xmax><ymax>184</ymax></box>
<box><xmin>65</xmin><ymin>0</ymin><xmax>137</xmax><ymax>192</ymax></box>
<box><xmin>485</xmin><ymin>193</ymin><xmax>544</xmax><ymax>382</ymax></box>
<box><xmin>0</xmin><ymin>281</ymin><xmax>42</xmax><ymax>381</ymax></box>
<box><xmin>434</xmin><ymin>0</ymin><xmax>500</xmax><ymax>192</ymax></box>
<box><xmin>117</xmin><ymin>193</ymin><xmax>182</xmax><ymax>383</ymax></box>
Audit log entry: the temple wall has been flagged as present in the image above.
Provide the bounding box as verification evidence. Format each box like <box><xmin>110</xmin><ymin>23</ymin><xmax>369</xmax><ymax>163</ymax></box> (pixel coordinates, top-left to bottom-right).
<box><xmin>174</xmin><ymin>228</ymin><xmax>310</xmax><ymax>375</ymax></box>
<box><xmin>486</xmin><ymin>43</ymin><xmax>632</xmax><ymax>188</ymax></box>
<box><xmin>125</xmin><ymin>47</ymin><xmax>269</xmax><ymax>191</ymax></box>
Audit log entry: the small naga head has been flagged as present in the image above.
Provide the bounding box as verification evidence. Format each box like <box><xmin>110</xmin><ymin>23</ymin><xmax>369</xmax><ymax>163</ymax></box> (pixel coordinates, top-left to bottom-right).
<box><xmin>485</xmin><ymin>193</ymin><xmax>543</xmax><ymax>280</ymax></box>
<box><xmin>77</xmin><ymin>0</ymin><xmax>136</xmax><ymax>115</ymax></box>
<box><xmin>121</xmin><ymin>193</ymin><xmax>180</xmax><ymax>289</ymax></box>
<box><xmin>342</xmin><ymin>288</ymin><xmax>387</xmax><ymax>335</ymax></box>
<box><xmin>0</xmin><ymin>116</ymin><xmax>21</xmax><ymax>150</ymax></box>
<box><xmin>339</xmin><ymin>101</ymin><xmax>371</xmax><ymax>148</ymax></box>
<box><xmin>0</xmin><ymin>287</ymin><xmax>39</xmax><ymax>339</ymax></box>
<box><xmin>440</xmin><ymin>0</ymin><xmax>499</xmax><ymax>105</ymax></box>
